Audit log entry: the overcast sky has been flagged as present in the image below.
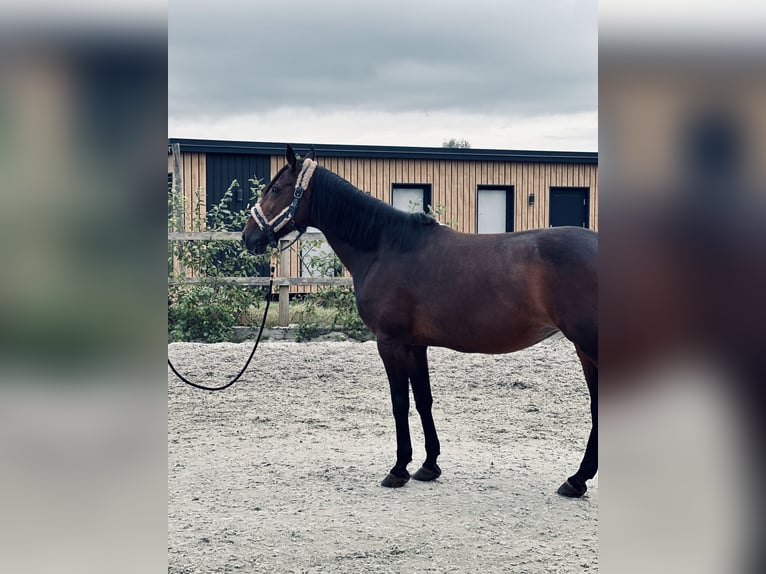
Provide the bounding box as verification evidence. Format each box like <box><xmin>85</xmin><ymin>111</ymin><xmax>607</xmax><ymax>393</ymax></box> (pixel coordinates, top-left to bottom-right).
<box><xmin>169</xmin><ymin>0</ymin><xmax>597</xmax><ymax>151</ymax></box>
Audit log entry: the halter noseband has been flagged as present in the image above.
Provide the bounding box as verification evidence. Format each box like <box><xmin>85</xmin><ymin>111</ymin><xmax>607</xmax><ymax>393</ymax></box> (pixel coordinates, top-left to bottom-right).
<box><xmin>251</xmin><ymin>158</ymin><xmax>317</xmax><ymax>249</ymax></box>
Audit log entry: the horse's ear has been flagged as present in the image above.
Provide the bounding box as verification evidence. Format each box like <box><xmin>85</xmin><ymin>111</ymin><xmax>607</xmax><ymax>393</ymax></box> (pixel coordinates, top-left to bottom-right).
<box><xmin>305</xmin><ymin>145</ymin><xmax>316</xmax><ymax>161</ymax></box>
<box><xmin>286</xmin><ymin>144</ymin><xmax>297</xmax><ymax>169</ymax></box>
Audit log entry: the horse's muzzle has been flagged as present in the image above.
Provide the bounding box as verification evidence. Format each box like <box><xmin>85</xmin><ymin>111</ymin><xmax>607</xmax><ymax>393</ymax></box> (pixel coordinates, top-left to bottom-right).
<box><xmin>242</xmin><ymin>230</ymin><xmax>268</xmax><ymax>255</ymax></box>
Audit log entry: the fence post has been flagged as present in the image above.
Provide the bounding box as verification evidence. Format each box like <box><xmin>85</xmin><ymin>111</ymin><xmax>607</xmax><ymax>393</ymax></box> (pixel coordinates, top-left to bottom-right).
<box><xmin>170</xmin><ymin>143</ymin><xmax>186</xmax><ymax>278</ymax></box>
<box><xmin>171</xmin><ymin>143</ymin><xmax>184</xmax><ymax>230</ymax></box>
<box><xmin>278</xmin><ymin>238</ymin><xmax>291</xmax><ymax>326</ymax></box>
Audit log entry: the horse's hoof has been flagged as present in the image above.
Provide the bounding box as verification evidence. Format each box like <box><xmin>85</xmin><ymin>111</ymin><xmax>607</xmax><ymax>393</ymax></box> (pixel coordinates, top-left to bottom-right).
<box><xmin>381</xmin><ymin>470</ymin><xmax>410</xmax><ymax>488</ymax></box>
<box><xmin>412</xmin><ymin>464</ymin><xmax>441</xmax><ymax>482</ymax></box>
<box><xmin>557</xmin><ymin>479</ymin><xmax>587</xmax><ymax>498</ymax></box>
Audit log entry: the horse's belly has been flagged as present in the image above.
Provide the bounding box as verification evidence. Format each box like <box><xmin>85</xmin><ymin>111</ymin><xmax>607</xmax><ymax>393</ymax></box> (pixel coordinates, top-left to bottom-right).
<box><xmin>415</xmin><ymin>319</ymin><xmax>560</xmax><ymax>354</ymax></box>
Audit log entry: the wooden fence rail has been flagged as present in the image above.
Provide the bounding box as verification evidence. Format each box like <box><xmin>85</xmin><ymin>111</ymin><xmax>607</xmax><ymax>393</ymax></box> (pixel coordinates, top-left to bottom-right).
<box><xmin>167</xmin><ymin>277</ymin><xmax>353</xmax><ymax>287</ymax></box>
<box><xmin>167</xmin><ymin>231</ymin><xmax>327</xmax><ymax>241</ymax></box>
<box><xmin>168</xmin><ymin>231</ymin><xmax>350</xmax><ymax>326</ymax></box>
<box><xmin>168</xmin><ymin>231</ymin><xmax>242</xmax><ymax>241</ymax></box>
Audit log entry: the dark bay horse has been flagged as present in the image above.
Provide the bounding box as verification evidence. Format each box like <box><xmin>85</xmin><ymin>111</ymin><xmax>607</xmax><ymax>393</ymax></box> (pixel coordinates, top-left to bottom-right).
<box><xmin>242</xmin><ymin>145</ymin><xmax>597</xmax><ymax>497</ymax></box>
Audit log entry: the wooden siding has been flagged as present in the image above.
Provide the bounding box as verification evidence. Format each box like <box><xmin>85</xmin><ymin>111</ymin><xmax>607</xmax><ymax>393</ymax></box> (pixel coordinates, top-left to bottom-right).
<box><xmin>167</xmin><ymin>151</ymin><xmax>206</xmax><ymax>277</ymax></box>
<box><xmin>270</xmin><ymin>154</ymin><xmax>598</xmax><ymax>233</ymax></box>
<box><xmin>168</xmin><ymin>151</ymin><xmax>207</xmax><ymax>231</ymax></box>
<box><xmin>269</xmin><ymin>154</ymin><xmax>598</xmax><ymax>293</ymax></box>
<box><xmin>206</xmin><ymin>153</ymin><xmax>271</xmax><ymax>214</ymax></box>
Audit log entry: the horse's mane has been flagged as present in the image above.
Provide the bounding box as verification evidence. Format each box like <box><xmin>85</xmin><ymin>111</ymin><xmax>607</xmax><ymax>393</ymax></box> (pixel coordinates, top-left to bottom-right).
<box><xmin>309</xmin><ymin>166</ymin><xmax>438</xmax><ymax>252</ymax></box>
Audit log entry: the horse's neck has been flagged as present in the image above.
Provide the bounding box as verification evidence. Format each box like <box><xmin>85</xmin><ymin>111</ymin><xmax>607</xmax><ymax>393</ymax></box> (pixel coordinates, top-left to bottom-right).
<box><xmin>313</xmin><ymin>202</ymin><xmax>379</xmax><ymax>279</ymax></box>
<box><xmin>320</xmin><ymin>234</ymin><xmax>373</xmax><ymax>279</ymax></box>
<box><xmin>308</xmin><ymin>171</ymin><xmax>378</xmax><ymax>278</ymax></box>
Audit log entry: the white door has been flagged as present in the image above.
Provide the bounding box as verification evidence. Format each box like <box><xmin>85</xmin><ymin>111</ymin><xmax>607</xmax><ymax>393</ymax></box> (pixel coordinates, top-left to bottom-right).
<box><xmin>477</xmin><ymin>188</ymin><xmax>507</xmax><ymax>233</ymax></box>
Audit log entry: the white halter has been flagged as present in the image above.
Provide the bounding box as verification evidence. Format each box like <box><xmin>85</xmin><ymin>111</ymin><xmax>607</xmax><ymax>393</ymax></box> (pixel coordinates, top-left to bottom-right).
<box><xmin>250</xmin><ymin>158</ymin><xmax>317</xmax><ymax>247</ymax></box>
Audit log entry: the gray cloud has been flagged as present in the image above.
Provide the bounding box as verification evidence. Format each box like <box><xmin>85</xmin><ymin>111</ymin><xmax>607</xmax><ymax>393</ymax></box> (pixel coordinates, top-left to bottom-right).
<box><xmin>169</xmin><ymin>0</ymin><xmax>596</xmax><ymax>120</ymax></box>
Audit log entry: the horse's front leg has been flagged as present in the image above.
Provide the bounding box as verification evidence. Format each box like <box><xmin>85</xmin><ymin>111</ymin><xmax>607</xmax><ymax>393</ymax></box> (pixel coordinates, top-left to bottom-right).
<box><xmin>377</xmin><ymin>338</ymin><xmax>412</xmax><ymax>487</ymax></box>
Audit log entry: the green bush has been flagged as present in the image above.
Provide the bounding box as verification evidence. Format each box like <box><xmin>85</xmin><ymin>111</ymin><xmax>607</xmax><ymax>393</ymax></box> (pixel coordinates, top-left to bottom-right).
<box><xmin>169</xmin><ymin>177</ymin><xmax>268</xmax><ymax>279</ymax></box>
<box><xmin>168</xmin><ymin>177</ymin><xmax>269</xmax><ymax>342</ymax></box>
<box><xmin>169</xmin><ymin>285</ymin><xmax>240</xmax><ymax>342</ymax></box>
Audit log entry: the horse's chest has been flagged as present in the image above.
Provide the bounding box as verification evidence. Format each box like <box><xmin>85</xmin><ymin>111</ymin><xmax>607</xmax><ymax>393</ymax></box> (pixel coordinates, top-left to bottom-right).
<box><xmin>355</xmin><ymin>285</ymin><xmax>415</xmax><ymax>336</ymax></box>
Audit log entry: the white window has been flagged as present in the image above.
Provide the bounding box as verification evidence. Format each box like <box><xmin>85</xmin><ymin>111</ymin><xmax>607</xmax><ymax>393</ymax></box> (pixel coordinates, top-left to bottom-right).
<box><xmin>392</xmin><ymin>186</ymin><xmax>427</xmax><ymax>214</ymax></box>
<box><xmin>300</xmin><ymin>228</ymin><xmax>337</xmax><ymax>277</ymax></box>
<box><xmin>477</xmin><ymin>187</ymin><xmax>512</xmax><ymax>233</ymax></box>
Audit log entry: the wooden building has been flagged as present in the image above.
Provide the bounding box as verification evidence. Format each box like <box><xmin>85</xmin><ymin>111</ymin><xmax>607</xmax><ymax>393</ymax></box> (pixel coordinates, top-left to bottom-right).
<box><xmin>168</xmin><ymin>139</ymin><xmax>598</xmax><ymax>285</ymax></box>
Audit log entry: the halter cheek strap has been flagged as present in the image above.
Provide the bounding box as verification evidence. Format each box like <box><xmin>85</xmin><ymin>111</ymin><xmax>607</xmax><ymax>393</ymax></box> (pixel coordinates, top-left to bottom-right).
<box><xmin>251</xmin><ymin>158</ymin><xmax>317</xmax><ymax>249</ymax></box>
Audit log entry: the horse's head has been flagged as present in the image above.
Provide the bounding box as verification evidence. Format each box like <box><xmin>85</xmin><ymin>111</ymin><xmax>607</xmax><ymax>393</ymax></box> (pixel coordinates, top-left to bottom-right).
<box><xmin>242</xmin><ymin>144</ymin><xmax>317</xmax><ymax>254</ymax></box>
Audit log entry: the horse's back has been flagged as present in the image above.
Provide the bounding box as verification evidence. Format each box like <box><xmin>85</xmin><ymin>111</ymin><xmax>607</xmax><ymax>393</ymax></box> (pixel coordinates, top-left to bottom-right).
<box><xmin>437</xmin><ymin>226</ymin><xmax>597</xmax><ymax>287</ymax></box>
<box><xmin>500</xmin><ymin>226</ymin><xmax>596</xmax><ymax>263</ymax></box>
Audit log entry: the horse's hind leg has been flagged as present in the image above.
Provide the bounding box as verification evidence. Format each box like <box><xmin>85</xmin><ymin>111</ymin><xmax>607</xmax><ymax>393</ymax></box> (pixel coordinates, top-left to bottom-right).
<box><xmin>558</xmin><ymin>347</ymin><xmax>598</xmax><ymax>497</ymax></box>
<box><xmin>408</xmin><ymin>346</ymin><xmax>442</xmax><ymax>481</ymax></box>
<box><xmin>377</xmin><ymin>338</ymin><xmax>413</xmax><ymax>488</ymax></box>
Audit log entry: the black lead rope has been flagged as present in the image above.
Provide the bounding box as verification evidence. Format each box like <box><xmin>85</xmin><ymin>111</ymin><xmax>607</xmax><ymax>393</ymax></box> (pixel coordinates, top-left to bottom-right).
<box><xmin>167</xmin><ymin>271</ymin><xmax>274</xmax><ymax>392</ymax></box>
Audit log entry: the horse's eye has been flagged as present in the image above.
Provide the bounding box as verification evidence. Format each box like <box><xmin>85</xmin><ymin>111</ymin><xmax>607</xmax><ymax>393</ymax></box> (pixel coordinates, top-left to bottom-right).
<box><xmin>272</xmin><ymin>187</ymin><xmax>281</xmax><ymax>195</ymax></box>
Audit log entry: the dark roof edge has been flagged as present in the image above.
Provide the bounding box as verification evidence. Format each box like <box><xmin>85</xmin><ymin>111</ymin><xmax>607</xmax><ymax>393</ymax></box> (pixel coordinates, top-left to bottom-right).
<box><xmin>168</xmin><ymin>138</ymin><xmax>598</xmax><ymax>164</ymax></box>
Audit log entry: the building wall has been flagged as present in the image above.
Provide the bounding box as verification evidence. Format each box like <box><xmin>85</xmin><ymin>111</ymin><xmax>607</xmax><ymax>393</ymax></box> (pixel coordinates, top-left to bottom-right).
<box><xmin>168</xmin><ymin>151</ymin><xmax>207</xmax><ymax>230</ymax></box>
<box><xmin>269</xmin><ymin>155</ymin><xmax>598</xmax><ymax>233</ymax></box>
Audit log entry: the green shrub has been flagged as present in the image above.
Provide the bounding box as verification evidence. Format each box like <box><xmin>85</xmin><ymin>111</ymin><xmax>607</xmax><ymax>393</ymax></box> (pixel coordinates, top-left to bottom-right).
<box><xmin>169</xmin><ymin>285</ymin><xmax>236</xmax><ymax>342</ymax></box>
<box><xmin>168</xmin><ymin>177</ymin><xmax>269</xmax><ymax>342</ymax></box>
<box><xmin>169</xmin><ymin>177</ymin><xmax>269</xmax><ymax>279</ymax></box>
<box><xmin>294</xmin><ymin>300</ymin><xmax>323</xmax><ymax>342</ymax></box>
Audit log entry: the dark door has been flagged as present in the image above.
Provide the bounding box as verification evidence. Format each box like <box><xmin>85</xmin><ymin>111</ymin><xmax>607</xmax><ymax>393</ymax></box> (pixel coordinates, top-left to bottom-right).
<box><xmin>206</xmin><ymin>153</ymin><xmax>272</xmax><ymax>216</ymax></box>
<box><xmin>549</xmin><ymin>187</ymin><xmax>589</xmax><ymax>228</ymax></box>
